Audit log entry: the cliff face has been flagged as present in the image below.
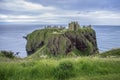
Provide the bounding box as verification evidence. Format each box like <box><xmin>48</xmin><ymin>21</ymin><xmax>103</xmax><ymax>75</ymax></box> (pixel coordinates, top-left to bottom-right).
<box><xmin>26</xmin><ymin>24</ymin><xmax>98</xmax><ymax>57</ymax></box>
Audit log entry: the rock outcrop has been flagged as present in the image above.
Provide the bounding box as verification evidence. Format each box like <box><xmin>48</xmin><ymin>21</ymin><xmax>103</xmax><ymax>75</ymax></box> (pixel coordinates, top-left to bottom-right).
<box><xmin>26</xmin><ymin>22</ymin><xmax>98</xmax><ymax>56</ymax></box>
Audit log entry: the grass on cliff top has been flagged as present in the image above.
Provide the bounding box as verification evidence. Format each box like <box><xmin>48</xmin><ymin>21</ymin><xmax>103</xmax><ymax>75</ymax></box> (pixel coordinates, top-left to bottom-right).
<box><xmin>26</xmin><ymin>28</ymin><xmax>66</xmax><ymax>52</ymax></box>
<box><xmin>0</xmin><ymin>57</ymin><xmax>120</xmax><ymax>80</ymax></box>
<box><xmin>100</xmin><ymin>48</ymin><xmax>120</xmax><ymax>58</ymax></box>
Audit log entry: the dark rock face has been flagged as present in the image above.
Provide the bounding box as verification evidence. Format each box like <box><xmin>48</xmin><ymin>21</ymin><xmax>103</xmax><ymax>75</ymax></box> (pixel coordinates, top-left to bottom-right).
<box><xmin>64</xmin><ymin>29</ymin><xmax>98</xmax><ymax>55</ymax></box>
<box><xmin>47</xmin><ymin>34</ymin><xmax>72</xmax><ymax>56</ymax></box>
<box><xmin>26</xmin><ymin>25</ymin><xmax>98</xmax><ymax>56</ymax></box>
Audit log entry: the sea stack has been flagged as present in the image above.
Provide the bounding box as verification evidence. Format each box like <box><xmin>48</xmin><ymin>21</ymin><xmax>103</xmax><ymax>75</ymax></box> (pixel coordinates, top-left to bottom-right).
<box><xmin>26</xmin><ymin>22</ymin><xmax>98</xmax><ymax>57</ymax></box>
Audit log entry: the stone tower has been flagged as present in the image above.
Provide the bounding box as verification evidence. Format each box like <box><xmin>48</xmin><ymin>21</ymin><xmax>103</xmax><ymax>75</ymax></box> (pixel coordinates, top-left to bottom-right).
<box><xmin>68</xmin><ymin>21</ymin><xmax>80</xmax><ymax>31</ymax></box>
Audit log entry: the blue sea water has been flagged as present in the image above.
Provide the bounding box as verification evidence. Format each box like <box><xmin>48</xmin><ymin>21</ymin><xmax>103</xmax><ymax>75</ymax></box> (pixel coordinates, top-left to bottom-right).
<box><xmin>0</xmin><ymin>24</ymin><xmax>120</xmax><ymax>57</ymax></box>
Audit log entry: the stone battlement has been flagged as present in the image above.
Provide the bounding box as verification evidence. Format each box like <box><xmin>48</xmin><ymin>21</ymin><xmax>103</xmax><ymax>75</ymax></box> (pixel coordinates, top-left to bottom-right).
<box><xmin>68</xmin><ymin>21</ymin><xmax>80</xmax><ymax>31</ymax></box>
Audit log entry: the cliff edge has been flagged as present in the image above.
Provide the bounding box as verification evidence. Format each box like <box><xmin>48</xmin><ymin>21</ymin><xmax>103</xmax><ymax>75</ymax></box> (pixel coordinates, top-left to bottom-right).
<box><xmin>26</xmin><ymin>22</ymin><xmax>98</xmax><ymax>57</ymax></box>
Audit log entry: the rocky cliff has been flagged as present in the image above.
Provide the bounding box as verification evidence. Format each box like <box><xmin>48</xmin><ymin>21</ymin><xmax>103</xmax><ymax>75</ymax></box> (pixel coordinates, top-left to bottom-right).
<box><xmin>26</xmin><ymin>22</ymin><xmax>98</xmax><ymax>57</ymax></box>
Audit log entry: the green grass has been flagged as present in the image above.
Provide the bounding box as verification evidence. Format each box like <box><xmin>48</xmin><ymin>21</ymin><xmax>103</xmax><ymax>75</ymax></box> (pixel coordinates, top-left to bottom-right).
<box><xmin>0</xmin><ymin>57</ymin><xmax>120</xmax><ymax>80</ymax></box>
<box><xmin>100</xmin><ymin>48</ymin><xmax>120</xmax><ymax>57</ymax></box>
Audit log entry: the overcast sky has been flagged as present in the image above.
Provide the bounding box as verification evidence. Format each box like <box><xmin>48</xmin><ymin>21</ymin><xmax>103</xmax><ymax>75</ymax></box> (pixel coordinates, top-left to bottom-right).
<box><xmin>0</xmin><ymin>0</ymin><xmax>120</xmax><ymax>25</ymax></box>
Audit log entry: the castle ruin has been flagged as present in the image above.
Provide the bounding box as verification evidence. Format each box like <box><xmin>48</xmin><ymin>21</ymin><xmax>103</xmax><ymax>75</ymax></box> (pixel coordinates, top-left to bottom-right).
<box><xmin>68</xmin><ymin>21</ymin><xmax>80</xmax><ymax>31</ymax></box>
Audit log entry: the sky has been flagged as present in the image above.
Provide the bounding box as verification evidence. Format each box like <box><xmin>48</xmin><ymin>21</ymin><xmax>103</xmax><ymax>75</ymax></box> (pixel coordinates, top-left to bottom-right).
<box><xmin>0</xmin><ymin>0</ymin><xmax>120</xmax><ymax>25</ymax></box>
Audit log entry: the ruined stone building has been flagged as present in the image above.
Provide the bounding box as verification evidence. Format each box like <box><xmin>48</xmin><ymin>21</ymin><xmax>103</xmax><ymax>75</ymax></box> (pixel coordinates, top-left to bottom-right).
<box><xmin>68</xmin><ymin>21</ymin><xmax>80</xmax><ymax>31</ymax></box>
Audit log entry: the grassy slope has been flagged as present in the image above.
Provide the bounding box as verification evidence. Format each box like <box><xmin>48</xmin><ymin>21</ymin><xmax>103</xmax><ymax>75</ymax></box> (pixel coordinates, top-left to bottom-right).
<box><xmin>100</xmin><ymin>48</ymin><xmax>120</xmax><ymax>57</ymax></box>
<box><xmin>0</xmin><ymin>47</ymin><xmax>120</xmax><ymax>80</ymax></box>
<box><xmin>26</xmin><ymin>28</ymin><xmax>64</xmax><ymax>54</ymax></box>
<box><xmin>0</xmin><ymin>57</ymin><xmax>120</xmax><ymax>80</ymax></box>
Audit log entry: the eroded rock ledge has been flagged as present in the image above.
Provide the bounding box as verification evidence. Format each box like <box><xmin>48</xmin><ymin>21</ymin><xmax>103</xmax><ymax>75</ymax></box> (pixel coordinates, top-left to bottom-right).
<box><xmin>26</xmin><ymin>22</ymin><xmax>98</xmax><ymax>56</ymax></box>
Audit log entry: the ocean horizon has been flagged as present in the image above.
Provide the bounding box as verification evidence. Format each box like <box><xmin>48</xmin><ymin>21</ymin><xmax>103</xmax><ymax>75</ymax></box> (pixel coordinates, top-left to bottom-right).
<box><xmin>0</xmin><ymin>24</ymin><xmax>120</xmax><ymax>58</ymax></box>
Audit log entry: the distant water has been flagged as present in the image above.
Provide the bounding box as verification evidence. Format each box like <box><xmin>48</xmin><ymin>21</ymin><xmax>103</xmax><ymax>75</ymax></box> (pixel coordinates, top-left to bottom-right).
<box><xmin>0</xmin><ymin>24</ymin><xmax>120</xmax><ymax>57</ymax></box>
<box><xmin>93</xmin><ymin>25</ymin><xmax>120</xmax><ymax>52</ymax></box>
<box><xmin>0</xmin><ymin>24</ymin><xmax>44</xmax><ymax>57</ymax></box>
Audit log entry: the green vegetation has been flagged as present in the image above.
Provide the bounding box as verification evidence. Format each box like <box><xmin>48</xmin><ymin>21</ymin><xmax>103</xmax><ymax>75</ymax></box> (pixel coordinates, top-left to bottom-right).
<box><xmin>0</xmin><ymin>56</ymin><xmax>120</xmax><ymax>80</ymax></box>
<box><xmin>0</xmin><ymin>50</ymin><xmax>15</xmax><ymax>58</ymax></box>
<box><xmin>0</xmin><ymin>48</ymin><xmax>120</xmax><ymax>80</ymax></box>
<box><xmin>100</xmin><ymin>48</ymin><xmax>120</xmax><ymax>58</ymax></box>
<box><xmin>26</xmin><ymin>28</ymin><xmax>66</xmax><ymax>55</ymax></box>
<box><xmin>54</xmin><ymin>60</ymin><xmax>75</xmax><ymax>80</ymax></box>
<box><xmin>26</xmin><ymin>26</ymin><xmax>98</xmax><ymax>57</ymax></box>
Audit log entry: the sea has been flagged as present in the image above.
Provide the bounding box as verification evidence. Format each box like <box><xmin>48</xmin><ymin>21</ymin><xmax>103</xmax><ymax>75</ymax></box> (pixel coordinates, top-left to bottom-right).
<box><xmin>0</xmin><ymin>24</ymin><xmax>120</xmax><ymax>58</ymax></box>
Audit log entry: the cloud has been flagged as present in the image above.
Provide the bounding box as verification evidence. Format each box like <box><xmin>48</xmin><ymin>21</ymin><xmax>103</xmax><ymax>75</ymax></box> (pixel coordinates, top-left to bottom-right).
<box><xmin>0</xmin><ymin>0</ymin><xmax>55</xmax><ymax>12</ymax></box>
<box><xmin>28</xmin><ymin>0</ymin><xmax>120</xmax><ymax>11</ymax></box>
<box><xmin>0</xmin><ymin>10</ymin><xmax>120</xmax><ymax>25</ymax></box>
<box><xmin>0</xmin><ymin>0</ymin><xmax>120</xmax><ymax>25</ymax></box>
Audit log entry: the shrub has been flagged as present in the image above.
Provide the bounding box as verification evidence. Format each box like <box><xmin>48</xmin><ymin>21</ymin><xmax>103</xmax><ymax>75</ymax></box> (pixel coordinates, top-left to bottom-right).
<box><xmin>0</xmin><ymin>50</ymin><xmax>15</xmax><ymax>58</ymax></box>
<box><xmin>54</xmin><ymin>60</ymin><xmax>75</xmax><ymax>80</ymax></box>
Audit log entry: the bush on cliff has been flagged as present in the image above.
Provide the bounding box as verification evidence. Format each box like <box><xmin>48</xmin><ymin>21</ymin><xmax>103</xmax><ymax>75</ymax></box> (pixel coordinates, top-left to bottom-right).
<box><xmin>0</xmin><ymin>50</ymin><xmax>15</xmax><ymax>58</ymax></box>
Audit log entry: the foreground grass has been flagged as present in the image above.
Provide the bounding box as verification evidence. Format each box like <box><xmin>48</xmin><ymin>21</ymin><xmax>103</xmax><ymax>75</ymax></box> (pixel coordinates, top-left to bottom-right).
<box><xmin>0</xmin><ymin>57</ymin><xmax>120</xmax><ymax>80</ymax></box>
